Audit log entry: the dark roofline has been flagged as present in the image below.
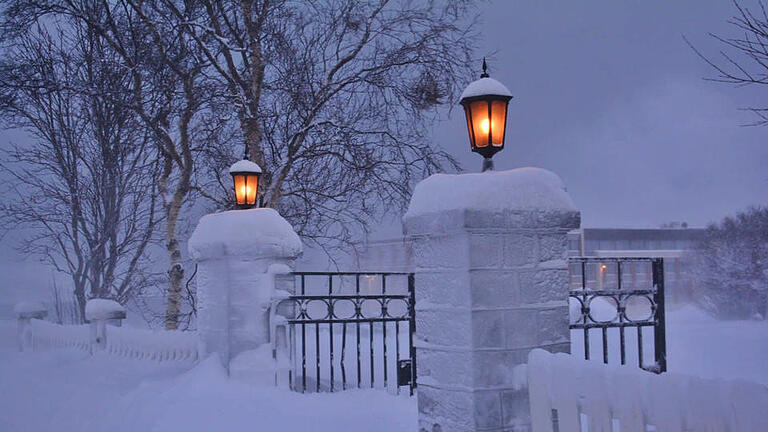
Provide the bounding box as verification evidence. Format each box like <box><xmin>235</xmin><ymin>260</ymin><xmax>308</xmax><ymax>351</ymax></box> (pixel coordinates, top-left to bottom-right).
<box><xmin>581</xmin><ymin>228</ymin><xmax>706</xmax><ymax>241</ymax></box>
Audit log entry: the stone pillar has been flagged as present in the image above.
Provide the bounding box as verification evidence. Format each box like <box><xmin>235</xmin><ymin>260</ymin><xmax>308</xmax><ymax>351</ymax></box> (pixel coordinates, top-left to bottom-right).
<box><xmin>188</xmin><ymin>208</ymin><xmax>302</xmax><ymax>382</ymax></box>
<box><xmin>14</xmin><ymin>302</ymin><xmax>47</xmax><ymax>352</ymax></box>
<box><xmin>403</xmin><ymin>168</ymin><xmax>580</xmax><ymax>432</ymax></box>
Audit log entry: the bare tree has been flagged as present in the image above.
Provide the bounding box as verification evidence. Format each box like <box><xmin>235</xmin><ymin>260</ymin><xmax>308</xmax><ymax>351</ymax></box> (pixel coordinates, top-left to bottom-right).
<box><xmin>171</xmin><ymin>0</ymin><xmax>476</xmax><ymax>250</ymax></box>
<box><xmin>686</xmin><ymin>0</ymin><xmax>768</xmax><ymax>126</ymax></box>
<box><xmin>50</xmin><ymin>275</ymin><xmax>82</xmax><ymax>324</ymax></box>
<box><xmin>0</xmin><ymin>21</ymin><xmax>159</xmax><ymax>318</ymax></box>
<box><xmin>2</xmin><ymin>0</ymin><xmax>479</xmax><ymax>327</ymax></box>
<box><xmin>2</xmin><ymin>0</ymin><xmax>235</xmax><ymax>329</ymax></box>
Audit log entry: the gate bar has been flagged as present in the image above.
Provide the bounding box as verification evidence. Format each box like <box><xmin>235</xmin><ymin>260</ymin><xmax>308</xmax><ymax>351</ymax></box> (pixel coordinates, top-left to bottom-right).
<box><xmin>355</xmin><ymin>275</ymin><xmax>361</xmax><ymax>389</ymax></box>
<box><xmin>652</xmin><ymin>258</ymin><xmax>667</xmax><ymax>373</ymax></box>
<box><xmin>408</xmin><ymin>273</ymin><xmax>417</xmax><ymax>395</ymax></box>
<box><xmin>382</xmin><ymin>275</ymin><xmax>388</xmax><ymax>389</ymax></box>
<box><xmin>328</xmin><ymin>275</ymin><xmax>334</xmax><ymax>392</ymax></box>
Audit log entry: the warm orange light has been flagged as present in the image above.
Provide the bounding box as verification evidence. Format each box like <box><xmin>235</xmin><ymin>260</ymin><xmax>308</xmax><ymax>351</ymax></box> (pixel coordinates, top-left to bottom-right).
<box><xmin>458</xmin><ymin>65</ymin><xmax>512</xmax><ymax>165</ymax></box>
<box><xmin>601</xmin><ymin>264</ymin><xmax>607</xmax><ymax>272</ymax></box>
<box><xmin>464</xmin><ymin>98</ymin><xmax>509</xmax><ymax>152</ymax></box>
<box><xmin>489</xmin><ymin>100</ymin><xmax>507</xmax><ymax>147</ymax></box>
<box><xmin>232</xmin><ymin>173</ymin><xmax>259</xmax><ymax>207</ymax></box>
<box><xmin>230</xmin><ymin>160</ymin><xmax>262</xmax><ymax>209</ymax></box>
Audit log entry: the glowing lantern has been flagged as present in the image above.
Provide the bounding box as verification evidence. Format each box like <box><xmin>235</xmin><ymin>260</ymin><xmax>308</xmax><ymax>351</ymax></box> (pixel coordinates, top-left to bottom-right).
<box><xmin>459</xmin><ymin>59</ymin><xmax>513</xmax><ymax>171</ymax></box>
<box><xmin>229</xmin><ymin>160</ymin><xmax>262</xmax><ymax>209</ymax></box>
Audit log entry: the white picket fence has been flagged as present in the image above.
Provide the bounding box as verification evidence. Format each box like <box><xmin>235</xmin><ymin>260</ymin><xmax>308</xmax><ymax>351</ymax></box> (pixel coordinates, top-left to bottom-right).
<box><xmin>29</xmin><ymin>319</ymin><xmax>91</xmax><ymax>352</ymax></box>
<box><xmin>25</xmin><ymin>318</ymin><xmax>198</xmax><ymax>362</ymax></box>
<box><xmin>104</xmin><ymin>325</ymin><xmax>199</xmax><ymax>361</ymax></box>
<box><xmin>528</xmin><ymin>349</ymin><xmax>768</xmax><ymax>432</ymax></box>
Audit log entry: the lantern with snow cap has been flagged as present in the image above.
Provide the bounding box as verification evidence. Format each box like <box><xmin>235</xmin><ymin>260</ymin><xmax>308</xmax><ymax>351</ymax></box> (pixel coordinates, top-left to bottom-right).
<box><xmin>229</xmin><ymin>160</ymin><xmax>262</xmax><ymax>209</ymax></box>
<box><xmin>459</xmin><ymin>59</ymin><xmax>513</xmax><ymax>171</ymax></box>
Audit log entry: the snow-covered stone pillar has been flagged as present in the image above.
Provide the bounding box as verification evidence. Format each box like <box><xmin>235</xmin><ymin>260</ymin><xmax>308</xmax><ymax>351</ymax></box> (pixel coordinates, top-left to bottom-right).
<box><xmin>403</xmin><ymin>168</ymin><xmax>580</xmax><ymax>432</ymax></box>
<box><xmin>14</xmin><ymin>302</ymin><xmax>47</xmax><ymax>352</ymax></box>
<box><xmin>188</xmin><ymin>208</ymin><xmax>302</xmax><ymax>382</ymax></box>
<box><xmin>85</xmin><ymin>299</ymin><xmax>126</xmax><ymax>352</ymax></box>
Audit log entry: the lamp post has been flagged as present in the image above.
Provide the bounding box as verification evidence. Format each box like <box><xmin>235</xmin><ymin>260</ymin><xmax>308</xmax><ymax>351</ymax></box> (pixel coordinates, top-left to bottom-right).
<box><xmin>459</xmin><ymin>59</ymin><xmax>513</xmax><ymax>172</ymax></box>
<box><xmin>229</xmin><ymin>160</ymin><xmax>262</xmax><ymax>209</ymax></box>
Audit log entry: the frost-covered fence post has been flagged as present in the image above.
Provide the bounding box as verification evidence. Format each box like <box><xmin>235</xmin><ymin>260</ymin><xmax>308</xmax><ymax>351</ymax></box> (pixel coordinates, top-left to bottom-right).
<box><xmin>403</xmin><ymin>168</ymin><xmax>580</xmax><ymax>432</ymax></box>
<box><xmin>14</xmin><ymin>302</ymin><xmax>47</xmax><ymax>352</ymax></box>
<box><xmin>188</xmin><ymin>208</ymin><xmax>302</xmax><ymax>385</ymax></box>
<box><xmin>85</xmin><ymin>299</ymin><xmax>126</xmax><ymax>352</ymax></box>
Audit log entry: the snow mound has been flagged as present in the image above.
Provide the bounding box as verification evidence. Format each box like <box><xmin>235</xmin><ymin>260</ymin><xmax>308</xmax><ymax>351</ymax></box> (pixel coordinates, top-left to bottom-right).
<box><xmin>13</xmin><ymin>301</ymin><xmax>47</xmax><ymax>315</ymax></box>
<box><xmin>230</xmin><ymin>346</ymin><xmax>276</xmax><ymax>372</ymax></box>
<box><xmin>460</xmin><ymin>77</ymin><xmax>512</xmax><ymax>99</ymax></box>
<box><xmin>85</xmin><ymin>299</ymin><xmax>126</xmax><ymax>321</ymax></box>
<box><xmin>188</xmin><ymin>208</ymin><xmax>302</xmax><ymax>260</ymax></box>
<box><xmin>229</xmin><ymin>159</ymin><xmax>262</xmax><ymax>173</ymax></box>
<box><xmin>405</xmin><ymin>167</ymin><xmax>576</xmax><ymax>218</ymax></box>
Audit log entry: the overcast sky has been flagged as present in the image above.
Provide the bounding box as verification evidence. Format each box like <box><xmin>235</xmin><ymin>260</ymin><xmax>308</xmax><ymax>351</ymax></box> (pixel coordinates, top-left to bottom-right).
<box><xmin>2</xmin><ymin>1</ymin><xmax>767</xmax><ymax>299</ymax></box>
<box><xmin>426</xmin><ymin>0</ymin><xmax>766</xmax><ymax>231</ymax></box>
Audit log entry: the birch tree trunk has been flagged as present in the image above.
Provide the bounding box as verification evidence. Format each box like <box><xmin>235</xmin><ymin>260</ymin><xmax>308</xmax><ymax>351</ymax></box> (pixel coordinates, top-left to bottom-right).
<box><xmin>164</xmin><ymin>195</ymin><xmax>186</xmax><ymax>329</ymax></box>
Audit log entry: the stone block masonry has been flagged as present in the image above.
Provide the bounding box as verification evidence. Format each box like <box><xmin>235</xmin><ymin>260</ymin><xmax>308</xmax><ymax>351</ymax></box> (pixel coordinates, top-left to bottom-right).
<box><xmin>404</xmin><ymin>168</ymin><xmax>580</xmax><ymax>432</ymax></box>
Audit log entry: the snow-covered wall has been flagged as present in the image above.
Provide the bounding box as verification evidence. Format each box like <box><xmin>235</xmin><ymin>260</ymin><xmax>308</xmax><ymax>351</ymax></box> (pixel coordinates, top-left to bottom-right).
<box><xmin>404</xmin><ymin>167</ymin><xmax>580</xmax><ymax>432</ymax></box>
<box><xmin>189</xmin><ymin>208</ymin><xmax>302</xmax><ymax>373</ymax></box>
<box><xmin>528</xmin><ymin>348</ymin><xmax>768</xmax><ymax>431</ymax></box>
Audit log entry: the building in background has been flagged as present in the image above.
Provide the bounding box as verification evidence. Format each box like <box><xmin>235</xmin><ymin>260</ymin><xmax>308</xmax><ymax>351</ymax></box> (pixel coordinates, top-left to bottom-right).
<box><xmin>568</xmin><ymin>228</ymin><xmax>705</xmax><ymax>304</ymax></box>
<box><xmin>351</xmin><ymin>227</ymin><xmax>705</xmax><ymax>304</ymax></box>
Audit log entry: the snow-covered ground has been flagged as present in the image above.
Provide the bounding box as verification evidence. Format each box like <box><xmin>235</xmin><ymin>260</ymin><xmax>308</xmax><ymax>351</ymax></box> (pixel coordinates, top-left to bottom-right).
<box><xmin>0</xmin><ymin>305</ymin><xmax>766</xmax><ymax>431</ymax></box>
<box><xmin>0</xmin><ymin>322</ymin><xmax>415</xmax><ymax>432</ymax></box>
<box><xmin>666</xmin><ymin>305</ymin><xmax>768</xmax><ymax>386</ymax></box>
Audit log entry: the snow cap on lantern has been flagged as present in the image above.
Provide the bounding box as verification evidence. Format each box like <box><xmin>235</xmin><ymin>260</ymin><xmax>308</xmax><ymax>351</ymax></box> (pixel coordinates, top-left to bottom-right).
<box><xmin>459</xmin><ymin>59</ymin><xmax>513</xmax><ymax>170</ymax></box>
<box><xmin>229</xmin><ymin>160</ymin><xmax>262</xmax><ymax>209</ymax></box>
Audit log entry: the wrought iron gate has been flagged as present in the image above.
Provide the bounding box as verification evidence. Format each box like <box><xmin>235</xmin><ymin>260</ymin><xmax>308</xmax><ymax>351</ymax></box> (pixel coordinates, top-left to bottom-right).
<box><xmin>568</xmin><ymin>257</ymin><xmax>667</xmax><ymax>373</ymax></box>
<box><xmin>282</xmin><ymin>272</ymin><xmax>416</xmax><ymax>394</ymax></box>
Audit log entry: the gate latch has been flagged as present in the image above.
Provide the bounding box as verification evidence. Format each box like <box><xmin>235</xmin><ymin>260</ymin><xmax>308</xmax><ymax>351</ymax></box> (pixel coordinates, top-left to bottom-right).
<box><xmin>397</xmin><ymin>359</ymin><xmax>412</xmax><ymax>386</ymax></box>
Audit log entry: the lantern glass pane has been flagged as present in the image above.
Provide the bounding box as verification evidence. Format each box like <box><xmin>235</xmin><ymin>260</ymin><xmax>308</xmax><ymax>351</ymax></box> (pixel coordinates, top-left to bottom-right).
<box><xmin>245</xmin><ymin>174</ymin><xmax>258</xmax><ymax>205</ymax></box>
<box><xmin>469</xmin><ymin>100</ymin><xmax>490</xmax><ymax>147</ymax></box>
<box><xmin>233</xmin><ymin>174</ymin><xmax>246</xmax><ymax>205</ymax></box>
<box><xmin>464</xmin><ymin>107</ymin><xmax>475</xmax><ymax>149</ymax></box>
<box><xmin>490</xmin><ymin>100</ymin><xmax>507</xmax><ymax>147</ymax></box>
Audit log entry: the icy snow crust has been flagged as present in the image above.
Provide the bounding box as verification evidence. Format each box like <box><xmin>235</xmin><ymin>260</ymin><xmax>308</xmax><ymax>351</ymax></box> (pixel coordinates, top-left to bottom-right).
<box><xmin>405</xmin><ymin>167</ymin><xmax>576</xmax><ymax>219</ymax></box>
<box><xmin>460</xmin><ymin>77</ymin><xmax>512</xmax><ymax>99</ymax></box>
<box><xmin>85</xmin><ymin>299</ymin><xmax>125</xmax><ymax>320</ymax></box>
<box><xmin>228</xmin><ymin>159</ymin><xmax>262</xmax><ymax>173</ymax></box>
<box><xmin>188</xmin><ymin>208</ymin><xmax>302</xmax><ymax>260</ymax></box>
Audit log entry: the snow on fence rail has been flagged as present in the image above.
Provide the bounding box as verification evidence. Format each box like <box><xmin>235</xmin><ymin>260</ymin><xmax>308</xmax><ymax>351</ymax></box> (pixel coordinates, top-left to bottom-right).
<box><xmin>23</xmin><ymin>318</ymin><xmax>199</xmax><ymax>362</ymax></box>
<box><xmin>104</xmin><ymin>325</ymin><xmax>199</xmax><ymax>362</ymax></box>
<box><xmin>29</xmin><ymin>319</ymin><xmax>90</xmax><ymax>352</ymax></box>
<box><xmin>528</xmin><ymin>349</ymin><xmax>768</xmax><ymax>432</ymax></box>
<box><xmin>17</xmin><ymin>300</ymin><xmax>199</xmax><ymax>362</ymax></box>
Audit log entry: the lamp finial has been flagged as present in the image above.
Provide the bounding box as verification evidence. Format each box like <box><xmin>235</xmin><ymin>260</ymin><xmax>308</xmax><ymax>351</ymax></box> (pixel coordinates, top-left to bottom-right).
<box><xmin>480</xmin><ymin>58</ymin><xmax>489</xmax><ymax>78</ymax></box>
